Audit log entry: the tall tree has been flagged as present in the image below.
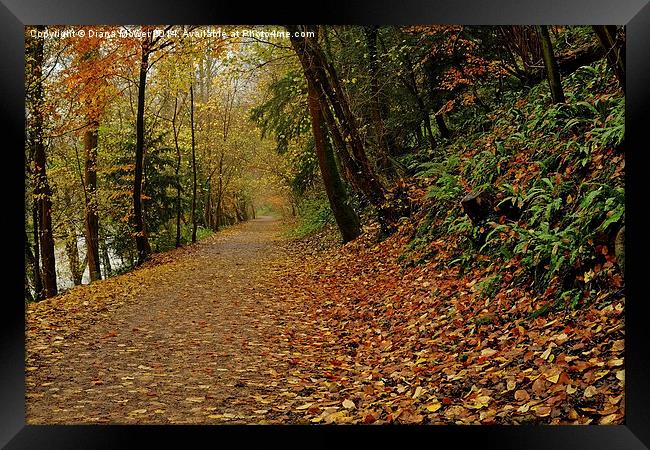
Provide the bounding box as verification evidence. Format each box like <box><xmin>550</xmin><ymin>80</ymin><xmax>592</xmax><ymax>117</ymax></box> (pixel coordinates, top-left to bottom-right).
<box><xmin>537</xmin><ymin>26</ymin><xmax>565</xmax><ymax>104</ymax></box>
<box><xmin>306</xmin><ymin>78</ymin><xmax>361</xmax><ymax>242</ymax></box>
<box><xmin>29</xmin><ymin>191</ymin><xmax>43</xmax><ymax>300</ymax></box>
<box><xmin>133</xmin><ymin>26</ymin><xmax>177</xmax><ymax>263</ymax></box>
<box><xmin>363</xmin><ymin>25</ymin><xmax>396</xmax><ymax>177</ymax></box>
<box><xmin>69</xmin><ymin>40</ymin><xmax>105</xmax><ymax>281</ymax></box>
<box><xmin>288</xmin><ymin>27</ymin><xmax>386</xmax><ymax>204</ymax></box>
<box><xmin>190</xmin><ymin>83</ymin><xmax>198</xmax><ymax>243</ymax></box>
<box><xmin>171</xmin><ymin>93</ymin><xmax>184</xmax><ymax>248</ymax></box>
<box><xmin>26</xmin><ymin>26</ymin><xmax>57</xmax><ymax>298</ymax></box>
<box><xmin>133</xmin><ymin>29</ymin><xmax>153</xmax><ymax>264</ymax></box>
<box><xmin>83</xmin><ymin>110</ymin><xmax>102</xmax><ymax>281</ymax></box>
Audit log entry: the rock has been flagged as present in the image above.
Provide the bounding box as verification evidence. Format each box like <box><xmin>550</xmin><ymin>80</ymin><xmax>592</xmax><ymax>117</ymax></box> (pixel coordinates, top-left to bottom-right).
<box><xmin>461</xmin><ymin>190</ymin><xmax>493</xmax><ymax>225</ymax></box>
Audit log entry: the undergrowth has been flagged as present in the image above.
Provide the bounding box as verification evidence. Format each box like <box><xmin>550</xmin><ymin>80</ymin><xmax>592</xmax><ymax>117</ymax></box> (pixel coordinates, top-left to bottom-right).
<box><xmin>400</xmin><ymin>59</ymin><xmax>624</xmax><ymax>316</ymax></box>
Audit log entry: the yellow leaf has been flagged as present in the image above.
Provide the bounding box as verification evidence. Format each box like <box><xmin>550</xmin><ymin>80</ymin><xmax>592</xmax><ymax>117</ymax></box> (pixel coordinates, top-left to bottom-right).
<box><xmin>466</xmin><ymin>395</ymin><xmax>490</xmax><ymax>410</ymax></box>
<box><xmin>545</xmin><ymin>371</ymin><xmax>561</xmax><ymax>384</ymax></box>
<box><xmin>599</xmin><ymin>413</ymin><xmax>620</xmax><ymax>425</ymax></box>
<box><xmin>412</xmin><ymin>386</ymin><xmax>425</xmax><ymax>399</ymax></box>
<box><xmin>426</xmin><ymin>402</ymin><xmax>442</xmax><ymax>413</ymax></box>
<box><xmin>594</xmin><ymin>370</ymin><xmax>609</xmax><ymax>381</ymax></box>
<box><xmin>607</xmin><ymin>359</ymin><xmax>623</xmax><ymax>368</ymax></box>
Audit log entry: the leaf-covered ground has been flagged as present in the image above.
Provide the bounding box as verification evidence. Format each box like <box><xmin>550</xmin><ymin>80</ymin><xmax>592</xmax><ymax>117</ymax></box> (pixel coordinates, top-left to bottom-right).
<box><xmin>26</xmin><ymin>216</ymin><xmax>624</xmax><ymax>424</ymax></box>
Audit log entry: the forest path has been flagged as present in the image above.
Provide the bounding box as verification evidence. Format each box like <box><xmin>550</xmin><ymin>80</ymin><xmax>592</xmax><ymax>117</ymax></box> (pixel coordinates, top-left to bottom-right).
<box><xmin>26</xmin><ymin>215</ymin><xmax>626</xmax><ymax>426</ymax></box>
<box><xmin>26</xmin><ymin>216</ymin><xmax>315</xmax><ymax>424</ymax></box>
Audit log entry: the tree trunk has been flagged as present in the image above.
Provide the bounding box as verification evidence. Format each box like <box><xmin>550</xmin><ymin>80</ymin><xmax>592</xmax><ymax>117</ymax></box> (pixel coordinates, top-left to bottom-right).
<box><xmin>537</xmin><ymin>25</ymin><xmax>565</xmax><ymax>103</ymax></box>
<box><xmin>215</xmin><ymin>153</ymin><xmax>225</xmax><ymax>231</ymax></box>
<box><xmin>435</xmin><ymin>113</ymin><xmax>450</xmax><ymax>139</ymax></box>
<box><xmin>64</xmin><ymin>223</ymin><xmax>83</xmax><ymax>285</ymax></box>
<box><xmin>190</xmin><ymin>84</ymin><xmax>198</xmax><ymax>243</ymax></box>
<box><xmin>204</xmin><ymin>183</ymin><xmax>212</xmax><ymax>229</ymax></box>
<box><xmin>100</xmin><ymin>235</ymin><xmax>112</xmax><ymax>278</ymax></box>
<box><xmin>134</xmin><ymin>32</ymin><xmax>152</xmax><ymax>265</ymax></box>
<box><xmin>30</xmin><ymin>202</ymin><xmax>43</xmax><ymax>300</ymax></box>
<box><xmin>172</xmin><ymin>95</ymin><xmax>183</xmax><ymax>248</ymax></box>
<box><xmin>83</xmin><ymin>123</ymin><xmax>101</xmax><ymax>280</ymax></box>
<box><xmin>592</xmin><ymin>25</ymin><xmax>625</xmax><ymax>93</ymax></box>
<box><xmin>364</xmin><ymin>25</ymin><xmax>396</xmax><ymax>177</ymax></box>
<box><xmin>27</xmin><ymin>26</ymin><xmax>57</xmax><ymax>298</ymax></box>
<box><xmin>25</xmin><ymin>230</ymin><xmax>37</xmax><ymax>302</ymax></box>
<box><xmin>288</xmin><ymin>26</ymin><xmax>387</xmax><ymax>208</ymax></box>
<box><xmin>306</xmin><ymin>79</ymin><xmax>361</xmax><ymax>243</ymax></box>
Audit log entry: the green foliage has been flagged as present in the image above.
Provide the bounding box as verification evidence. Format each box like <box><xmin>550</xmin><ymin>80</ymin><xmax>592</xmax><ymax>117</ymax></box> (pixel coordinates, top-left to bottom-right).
<box><xmin>415</xmin><ymin>155</ymin><xmax>462</xmax><ymax>204</ymax></box>
<box><xmin>250</xmin><ymin>71</ymin><xmax>311</xmax><ymax>154</ymax></box>
<box><xmin>288</xmin><ymin>195</ymin><xmax>334</xmax><ymax>238</ymax></box>
<box><xmin>403</xmin><ymin>52</ymin><xmax>624</xmax><ymax>311</ymax></box>
<box><xmin>589</xmin><ymin>96</ymin><xmax>625</xmax><ymax>149</ymax></box>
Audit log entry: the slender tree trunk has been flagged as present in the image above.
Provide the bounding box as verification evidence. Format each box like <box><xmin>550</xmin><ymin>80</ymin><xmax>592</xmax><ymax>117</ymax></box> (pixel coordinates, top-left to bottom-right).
<box><xmin>134</xmin><ymin>33</ymin><xmax>152</xmax><ymax>265</ymax></box>
<box><xmin>364</xmin><ymin>25</ymin><xmax>395</xmax><ymax>177</ymax></box>
<box><xmin>204</xmin><ymin>183</ymin><xmax>212</xmax><ymax>229</ymax></box>
<box><xmin>435</xmin><ymin>113</ymin><xmax>450</xmax><ymax>139</ymax></box>
<box><xmin>592</xmin><ymin>25</ymin><xmax>625</xmax><ymax>92</ymax></box>
<box><xmin>30</xmin><ymin>202</ymin><xmax>43</xmax><ymax>300</ymax></box>
<box><xmin>25</xmin><ymin>230</ymin><xmax>36</xmax><ymax>302</ymax></box>
<box><xmin>27</xmin><ymin>26</ymin><xmax>57</xmax><ymax>298</ymax></box>
<box><xmin>100</xmin><ymin>235</ymin><xmax>112</xmax><ymax>278</ymax></box>
<box><xmin>423</xmin><ymin>60</ymin><xmax>451</xmax><ymax>140</ymax></box>
<box><xmin>83</xmin><ymin>123</ymin><xmax>101</xmax><ymax>280</ymax></box>
<box><xmin>80</xmin><ymin>43</ymin><xmax>102</xmax><ymax>281</ymax></box>
<box><xmin>400</xmin><ymin>43</ymin><xmax>435</xmax><ymax>148</ymax></box>
<box><xmin>537</xmin><ymin>25</ymin><xmax>565</xmax><ymax>103</ymax></box>
<box><xmin>215</xmin><ymin>153</ymin><xmax>224</xmax><ymax>230</ymax></box>
<box><xmin>64</xmin><ymin>223</ymin><xmax>83</xmax><ymax>285</ymax></box>
<box><xmin>306</xmin><ymin>79</ymin><xmax>361</xmax><ymax>242</ymax></box>
<box><xmin>190</xmin><ymin>84</ymin><xmax>198</xmax><ymax>243</ymax></box>
<box><xmin>172</xmin><ymin>95</ymin><xmax>183</xmax><ymax>247</ymax></box>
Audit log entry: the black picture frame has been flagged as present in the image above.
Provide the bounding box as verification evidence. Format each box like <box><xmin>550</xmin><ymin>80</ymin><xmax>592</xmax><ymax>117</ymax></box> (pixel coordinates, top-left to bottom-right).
<box><xmin>2</xmin><ymin>0</ymin><xmax>648</xmax><ymax>448</ymax></box>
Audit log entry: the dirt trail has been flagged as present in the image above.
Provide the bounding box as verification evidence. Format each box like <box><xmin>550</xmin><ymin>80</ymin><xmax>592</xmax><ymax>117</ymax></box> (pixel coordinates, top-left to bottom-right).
<box><xmin>26</xmin><ymin>216</ymin><xmax>313</xmax><ymax>424</ymax></box>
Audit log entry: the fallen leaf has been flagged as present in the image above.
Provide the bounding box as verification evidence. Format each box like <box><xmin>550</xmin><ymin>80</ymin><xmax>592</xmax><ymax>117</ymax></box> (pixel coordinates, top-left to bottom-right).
<box><xmin>584</xmin><ymin>386</ymin><xmax>598</xmax><ymax>398</ymax></box>
<box><xmin>426</xmin><ymin>402</ymin><xmax>442</xmax><ymax>413</ymax></box>
<box><xmin>515</xmin><ymin>390</ymin><xmax>530</xmax><ymax>402</ymax></box>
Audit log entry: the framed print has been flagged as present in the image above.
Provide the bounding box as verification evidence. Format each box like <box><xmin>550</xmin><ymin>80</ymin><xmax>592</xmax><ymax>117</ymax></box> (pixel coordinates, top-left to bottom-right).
<box><xmin>2</xmin><ymin>0</ymin><xmax>649</xmax><ymax>448</ymax></box>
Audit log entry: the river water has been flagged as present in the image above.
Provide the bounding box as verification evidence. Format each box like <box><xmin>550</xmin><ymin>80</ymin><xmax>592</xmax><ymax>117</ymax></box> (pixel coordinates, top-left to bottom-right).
<box><xmin>54</xmin><ymin>236</ymin><xmax>126</xmax><ymax>291</ymax></box>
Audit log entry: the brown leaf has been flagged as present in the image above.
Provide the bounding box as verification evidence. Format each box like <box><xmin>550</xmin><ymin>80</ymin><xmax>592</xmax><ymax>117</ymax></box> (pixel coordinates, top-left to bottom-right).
<box><xmin>515</xmin><ymin>389</ymin><xmax>530</xmax><ymax>402</ymax></box>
